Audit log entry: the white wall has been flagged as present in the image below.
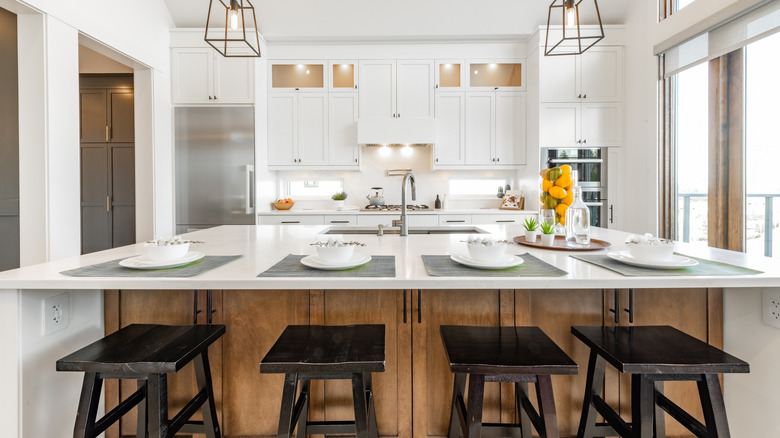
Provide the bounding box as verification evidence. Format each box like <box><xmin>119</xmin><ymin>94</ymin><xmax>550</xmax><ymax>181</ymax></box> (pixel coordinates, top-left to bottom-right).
<box><xmin>0</xmin><ymin>290</ymin><xmax>20</xmax><ymax>438</ymax></box>
<box><xmin>79</xmin><ymin>45</ymin><xmax>133</xmax><ymax>73</ymax></box>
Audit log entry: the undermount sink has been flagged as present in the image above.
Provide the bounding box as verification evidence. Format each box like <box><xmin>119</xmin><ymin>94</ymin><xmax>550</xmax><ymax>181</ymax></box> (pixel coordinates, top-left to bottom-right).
<box><xmin>323</xmin><ymin>226</ymin><xmax>489</xmax><ymax>235</ymax></box>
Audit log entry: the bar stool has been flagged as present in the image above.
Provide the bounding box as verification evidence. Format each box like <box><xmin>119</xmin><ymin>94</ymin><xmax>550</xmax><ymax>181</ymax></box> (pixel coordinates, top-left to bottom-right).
<box><xmin>572</xmin><ymin>325</ymin><xmax>750</xmax><ymax>438</ymax></box>
<box><xmin>56</xmin><ymin>324</ymin><xmax>225</xmax><ymax>438</ymax></box>
<box><xmin>261</xmin><ymin>324</ymin><xmax>385</xmax><ymax>438</ymax></box>
<box><xmin>441</xmin><ymin>325</ymin><xmax>578</xmax><ymax>438</ymax></box>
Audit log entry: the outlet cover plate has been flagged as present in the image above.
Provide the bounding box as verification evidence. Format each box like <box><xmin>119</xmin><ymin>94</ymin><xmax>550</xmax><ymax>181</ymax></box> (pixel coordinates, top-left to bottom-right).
<box><xmin>762</xmin><ymin>289</ymin><xmax>780</xmax><ymax>329</ymax></box>
<box><xmin>43</xmin><ymin>292</ymin><xmax>69</xmax><ymax>335</ymax></box>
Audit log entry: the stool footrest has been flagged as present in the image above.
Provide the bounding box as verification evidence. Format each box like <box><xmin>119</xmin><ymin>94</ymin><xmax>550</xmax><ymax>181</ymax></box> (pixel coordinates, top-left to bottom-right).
<box><xmin>656</xmin><ymin>392</ymin><xmax>708</xmax><ymax>438</ymax></box>
<box><xmin>306</xmin><ymin>420</ymin><xmax>358</xmax><ymax>434</ymax></box>
<box><xmin>92</xmin><ymin>385</ymin><xmax>146</xmax><ymax>437</ymax></box>
<box><xmin>168</xmin><ymin>387</ymin><xmax>208</xmax><ymax>436</ymax></box>
<box><xmin>592</xmin><ymin>394</ymin><xmax>631</xmax><ymax>437</ymax></box>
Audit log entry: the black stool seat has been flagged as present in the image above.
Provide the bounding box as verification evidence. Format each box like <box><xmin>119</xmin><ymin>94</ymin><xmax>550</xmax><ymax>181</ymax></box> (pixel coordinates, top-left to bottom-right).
<box><xmin>442</xmin><ymin>325</ymin><xmax>578</xmax><ymax>438</ymax></box>
<box><xmin>57</xmin><ymin>324</ymin><xmax>225</xmax><ymax>374</ymax></box>
<box><xmin>572</xmin><ymin>325</ymin><xmax>749</xmax><ymax>438</ymax></box>
<box><xmin>571</xmin><ymin>325</ymin><xmax>749</xmax><ymax>375</ymax></box>
<box><xmin>260</xmin><ymin>324</ymin><xmax>385</xmax><ymax>374</ymax></box>
<box><xmin>262</xmin><ymin>324</ymin><xmax>385</xmax><ymax>438</ymax></box>
<box><xmin>441</xmin><ymin>325</ymin><xmax>578</xmax><ymax>375</ymax></box>
<box><xmin>57</xmin><ymin>324</ymin><xmax>224</xmax><ymax>438</ymax></box>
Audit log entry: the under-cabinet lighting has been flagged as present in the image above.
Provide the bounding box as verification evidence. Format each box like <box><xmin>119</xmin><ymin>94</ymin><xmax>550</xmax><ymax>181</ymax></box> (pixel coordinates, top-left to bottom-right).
<box><xmin>401</xmin><ymin>144</ymin><xmax>414</xmax><ymax>157</ymax></box>
<box><xmin>379</xmin><ymin>145</ymin><xmax>392</xmax><ymax>157</ymax></box>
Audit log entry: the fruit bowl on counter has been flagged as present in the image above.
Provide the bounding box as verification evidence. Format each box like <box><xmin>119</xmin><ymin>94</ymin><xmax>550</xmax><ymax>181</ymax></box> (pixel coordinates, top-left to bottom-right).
<box><xmin>272</xmin><ymin>198</ymin><xmax>295</xmax><ymax>210</ymax></box>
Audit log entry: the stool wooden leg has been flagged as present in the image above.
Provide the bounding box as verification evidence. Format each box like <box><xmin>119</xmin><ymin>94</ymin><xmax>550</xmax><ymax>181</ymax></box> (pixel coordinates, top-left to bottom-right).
<box><xmin>74</xmin><ymin>372</ymin><xmax>102</xmax><ymax>438</ymax></box>
<box><xmin>653</xmin><ymin>381</ymin><xmax>666</xmax><ymax>438</ymax></box>
<box><xmin>352</xmin><ymin>373</ymin><xmax>369</xmax><ymax>438</ymax></box>
<box><xmin>136</xmin><ymin>379</ymin><xmax>148</xmax><ymax>438</ymax></box>
<box><xmin>278</xmin><ymin>373</ymin><xmax>299</xmax><ymax>438</ymax></box>
<box><xmin>536</xmin><ymin>376</ymin><xmax>560</xmax><ymax>438</ymax></box>
<box><xmin>146</xmin><ymin>373</ymin><xmax>169</xmax><ymax>438</ymax></box>
<box><xmin>466</xmin><ymin>374</ymin><xmax>485</xmax><ymax>438</ymax></box>
<box><xmin>577</xmin><ymin>351</ymin><xmax>606</xmax><ymax>438</ymax></box>
<box><xmin>448</xmin><ymin>373</ymin><xmax>467</xmax><ymax>438</ymax></box>
<box><xmin>631</xmin><ymin>374</ymin><xmax>654</xmax><ymax>438</ymax></box>
<box><xmin>515</xmin><ymin>382</ymin><xmax>532</xmax><ymax>438</ymax></box>
<box><xmin>698</xmin><ymin>374</ymin><xmax>731</xmax><ymax>438</ymax></box>
<box><xmin>195</xmin><ymin>351</ymin><xmax>222</xmax><ymax>438</ymax></box>
<box><xmin>364</xmin><ymin>373</ymin><xmax>379</xmax><ymax>438</ymax></box>
<box><xmin>297</xmin><ymin>379</ymin><xmax>310</xmax><ymax>438</ymax></box>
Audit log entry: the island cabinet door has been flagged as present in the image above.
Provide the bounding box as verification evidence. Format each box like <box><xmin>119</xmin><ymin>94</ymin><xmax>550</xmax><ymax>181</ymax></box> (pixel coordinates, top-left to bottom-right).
<box><xmin>103</xmin><ymin>290</ymin><xmax>225</xmax><ymax>438</ymax></box>
<box><xmin>308</xmin><ymin>290</ymin><xmax>412</xmax><ymax>438</ymax></box>
<box><xmin>412</xmin><ymin>289</ymin><xmax>516</xmax><ymax>438</ymax></box>
<box><xmin>608</xmin><ymin>288</ymin><xmax>723</xmax><ymax>438</ymax></box>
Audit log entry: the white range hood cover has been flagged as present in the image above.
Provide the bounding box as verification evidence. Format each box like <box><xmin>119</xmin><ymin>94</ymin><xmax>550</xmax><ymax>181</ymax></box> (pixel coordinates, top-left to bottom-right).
<box><xmin>357</xmin><ymin>118</ymin><xmax>436</xmax><ymax>145</ymax></box>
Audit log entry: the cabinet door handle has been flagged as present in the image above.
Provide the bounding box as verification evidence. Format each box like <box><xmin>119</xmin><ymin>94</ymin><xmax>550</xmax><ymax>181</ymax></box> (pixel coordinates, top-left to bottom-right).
<box><xmin>354</xmin><ymin>158</ymin><xmax>358</xmax><ymax>163</ymax></box>
<box><xmin>496</xmin><ymin>157</ymin><xmax>500</xmax><ymax>162</ymax></box>
<box><xmin>609</xmin><ymin>205</ymin><xmax>614</xmax><ymax>223</ymax></box>
<box><xmin>105</xmin><ymin>126</ymin><xmax>110</xmax><ymax>142</ymax></box>
<box><xmin>624</xmin><ymin>289</ymin><xmax>634</xmax><ymax>323</ymax></box>
<box><xmin>354</xmin><ymin>85</ymin><xmax>358</xmax><ymax>89</ymax></box>
<box><xmin>577</xmin><ymin>94</ymin><xmax>582</xmax><ymax>99</ymax></box>
<box><xmin>398</xmin><ymin>113</ymin><xmax>400</xmax><ymax>118</ymax></box>
<box><xmin>494</xmin><ymin>87</ymin><xmax>499</xmax><ymax>90</ymax></box>
<box><xmin>281</xmin><ymin>221</ymin><xmax>300</xmax><ymax>224</ymax></box>
<box><xmin>330</xmin><ymin>220</ymin><xmax>350</xmax><ymax>224</ymax></box>
<box><xmin>214</xmin><ymin>95</ymin><xmax>218</xmax><ymax>100</ymax></box>
<box><xmin>582</xmin><ymin>139</ymin><xmax>587</xmax><ymax>144</ymax></box>
<box><xmin>193</xmin><ymin>291</ymin><xmax>201</xmax><ymax>324</ymax></box>
<box><xmin>446</xmin><ymin>220</ymin><xmax>466</xmax><ymax>223</ymax></box>
<box><xmin>417</xmin><ymin>290</ymin><xmax>421</xmax><ymax>323</ymax></box>
<box><xmin>496</xmin><ymin>220</ymin><xmax>515</xmax><ymax>223</ymax></box>
<box><xmin>435</xmin><ymin>84</ymin><xmax>439</xmax><ymax>88</ymax></box>
<box><xmin>403</xmin><ymin>290</ymin><xmax>407</xmax><ymax>324</ymax></box>
<box><xmin>106</xmin><ymin>196</ymin><xmax>111</xmax><ymax>212</ymax></box>
<box><xmin>583</xmin><ymin>94</ymin><xmax>587</xmax><ymax>99</ymax></box>
<box><xmin>609</xmin><ymin>289</ymin><xmax>619</xmax><ymax>324</ymax></box>
<box><xmin>208</xmin><ymin>95</ymin><xmax>213</xmax><ymax>100</ymax></box>
<box><xmin>435</xmin><ymin>158</ymin><xmax>439</xmax><ymax>163</ymax></box>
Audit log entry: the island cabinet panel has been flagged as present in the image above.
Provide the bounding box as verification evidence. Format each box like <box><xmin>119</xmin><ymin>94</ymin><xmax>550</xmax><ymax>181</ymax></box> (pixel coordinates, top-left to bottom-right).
<box><xmin>308</xmin><ymin>290</ymin><xmax>411</xmax><ymax>438</ymax></box>
<box><xmin>609</xmin><ymin>288</ymin><xmax>723</xmax><ymax>438</ymax></box>
<box><xmin>412</xmin><ymin>290</ymin><xmax>515</xmax><ymax>438</ymax></box>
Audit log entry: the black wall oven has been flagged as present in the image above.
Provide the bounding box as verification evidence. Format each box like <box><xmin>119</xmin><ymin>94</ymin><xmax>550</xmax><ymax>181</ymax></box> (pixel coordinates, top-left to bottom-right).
<box><xmin>542</xmin><ymin>147</ymin><xmax>608</xmax><ymax>228</ymax></box>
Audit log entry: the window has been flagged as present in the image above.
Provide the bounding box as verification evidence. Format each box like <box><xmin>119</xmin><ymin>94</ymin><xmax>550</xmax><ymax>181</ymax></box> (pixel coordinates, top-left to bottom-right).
<box><xmin>745</xmin><ymin>32</ymin><xmax>780</xmax><ymax>256</ymax></box>
<box><xmin>449</xmin><ymin>178</ymin><xmax>510</xmax><ymax>198</ymax></box>
<box><xmin>286</xmin><ymin>179</ymin><xmax>343</xmax><ymax>199</ymax></box>
<box><xmin>676</xmin><ymin>0</ymin><xmax>695</xmax><ymax>11</ymax></box>
<box><xmin>674</xmin><ymin>62</ymin><xmax>709</xmax><ymax>245</ymax></box>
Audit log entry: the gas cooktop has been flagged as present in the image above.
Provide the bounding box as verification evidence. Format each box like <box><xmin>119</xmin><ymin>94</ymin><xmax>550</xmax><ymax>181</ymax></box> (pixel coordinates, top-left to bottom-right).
<box><xmin>362</xmin><ymin>204</ymin><xmax>430</xmax><ymax>211</ymax></box>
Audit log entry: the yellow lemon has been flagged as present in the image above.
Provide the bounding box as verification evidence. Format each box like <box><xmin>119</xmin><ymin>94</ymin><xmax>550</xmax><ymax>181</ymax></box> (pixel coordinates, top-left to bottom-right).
<box><xmin>549</xmin><ymin>186</ymin><xmax>566</xmax><ymax>200</ymax></box>
<box><xmin>555</xmin><ymin>174</ymin><xmax>573</xmax><ymax>188</ymax></box>
<box><xmin>555</xmin><ymin>203</ymin><xmax>568</xmax><ymax>216</ymax></box>
<box><xmin>559</xmin><ymin>214</ymin><xmax>566</xmax><ymax>226</ymax></box>
<box><xmin>542</xmin><ymin>179</ymin><xmax>553</xmax><ymax>192</ymax></box>
<box><xmin>560</xmin><ymin>164</ymin><xmax>571</xmax><ymax>176</ymax></box>
<box><xmin>563</xmin><ymin>191</ymin><xmax>574</xmax><ymax>206</ymax></box>
<box><xmin>547</xmin><ymin>167</ymin><xmax>562</xmax><ymax>182</ymax></box>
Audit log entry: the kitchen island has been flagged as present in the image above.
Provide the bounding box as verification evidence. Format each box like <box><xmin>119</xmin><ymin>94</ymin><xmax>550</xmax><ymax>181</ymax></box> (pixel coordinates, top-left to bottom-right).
<box><xmin>1</xmin><ymin>224</ymin><xmax>779</xmax><ymax>437</ymax></box>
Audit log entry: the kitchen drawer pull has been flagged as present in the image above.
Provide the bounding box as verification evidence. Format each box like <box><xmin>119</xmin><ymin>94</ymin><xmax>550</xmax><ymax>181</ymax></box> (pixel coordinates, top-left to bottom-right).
<box><xmin>496</xmin><ymin>220</ymin><xmax>515</xmax><ymax>223</ymax></box>
<box><xmin>330</xmin><ymin>220</ymin><xmax>350</xmax><ymax>224</ymax></box>
<box><xmin>446</xmin><ymin>220</ymin><xmax>466</xmax><ymax>223</ymax></box>
<box><xmin>281</xmin><ymin>221</ymin><xmax>300</xmax><ymax>224</ymax></box>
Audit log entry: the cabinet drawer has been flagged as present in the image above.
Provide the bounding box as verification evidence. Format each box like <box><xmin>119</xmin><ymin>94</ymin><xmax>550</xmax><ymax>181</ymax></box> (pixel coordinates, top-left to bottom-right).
<box><xmin>356</xmin><ymin>215</ymin><xmax>394</xmax><ymax>227</ymax></box>
<box><xmin>408</xmin><ymin>215</ymin><xmax>438</xmax><ymax>227</ymax></box>
<box><xmin>257</xmin><ymin>215</ymin><xmax>324</xmax><ymax>225</ymax></box>
<box><xmin>438</xmin><ymin>215</ymin><xmax>472</xmax><ymax>225</ymax></box>
<box><xmin>473</xmin><ymin>213</ymin><xmax>535</xmax><ymax>225</ymax></box>
<box><xmin>324</xmin><ymin>215</ymin><xmax>357</xmax><ymax>225</ymax></box>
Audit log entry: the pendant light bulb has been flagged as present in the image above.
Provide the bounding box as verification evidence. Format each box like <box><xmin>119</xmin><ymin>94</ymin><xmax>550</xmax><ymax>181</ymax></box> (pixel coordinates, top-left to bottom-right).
<box><xmin>565</xmin><ymin>0</ymin><xmax>576</xmax><ymax>28</ymax></box>
<box><xmin>229</xmin><ymin>0</ymin><xmax>240</xmax><ymax>30</ymax></box>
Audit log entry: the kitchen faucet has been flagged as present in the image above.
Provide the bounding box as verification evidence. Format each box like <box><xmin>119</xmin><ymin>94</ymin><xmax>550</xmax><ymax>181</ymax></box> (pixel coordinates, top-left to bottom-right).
<box><xmin>392</xmin><ymin>172</ymin><xmax>416</xmax><ymax>236</ymax></box>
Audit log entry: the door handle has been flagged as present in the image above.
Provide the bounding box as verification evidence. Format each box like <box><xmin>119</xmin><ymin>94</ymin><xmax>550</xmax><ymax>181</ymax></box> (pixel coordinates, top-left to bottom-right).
<box><xmin>403</xmin><ymin>290</ymin><xmax>407</xmax><ymax>324</ymax></box>
<box><xmin>417</xmin><ymin>290</ymin><xmax>421</xmax><ymax>323</ymax></box>
<box><xmin>245</xmin><ymin>165</ymin><xmax>255</xmax><ymax>214</ymax></box>
<box><xmin>446</xmin><ymin>220</ymin><xmax>466</xmax><ymax>223</ymax></box>
<box><xmin>192</xmin><ymin>290</ymin><xmax>201</xmax><ymax>325</ymax></box>
<box><xmin>608</xmin><ymin>289</ymin><xmax>619</xmax><ymax>324</ymax></box>
<box><xmin>609</xmin><ymin>205</ymin><xmax>614</xmax><ymax>223</ymax></box>
<box><xmin>281</xmin><ymin>221</ymin><xmax>300</xmax><ymax>224</ymax></box>
<box><xmin>624</xmin><ymin>289</ymin><xmax>634</xmax><ymax>323</ymax></box>
<box><xmin>105</xmin><ymin>126</ymin><xmax>110</xmax><ymax>142</ymax></box>
<box><xmin>330</xmin><ymin>220</ymin><xmax>350</xmax><ymax>224</ymax></box>
<box><xmin>106</xmin><ymin>196</ymin><xmax>111</xmax><ymax>212</ymax></box>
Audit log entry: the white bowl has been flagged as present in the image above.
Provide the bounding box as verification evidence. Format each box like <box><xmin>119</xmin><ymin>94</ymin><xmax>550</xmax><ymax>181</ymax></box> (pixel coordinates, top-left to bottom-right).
<box><xmin>626</xmin><ymin>240</ymin><xmax>675</xmax><ymax>261</ymax></box>
<box><xmin>315</xmin><ymin>245</ymin><xmax>356</xmax><ymax>263</ymax></box>
<box><xmin>143</xmin><ymin>242</ymin><xmax>190</xmax><ymax>261</ymax></box>
<box><xmin>466</xmin><ymin>242</ymin><xmax>508</xmax><ymax>262</ymax></box>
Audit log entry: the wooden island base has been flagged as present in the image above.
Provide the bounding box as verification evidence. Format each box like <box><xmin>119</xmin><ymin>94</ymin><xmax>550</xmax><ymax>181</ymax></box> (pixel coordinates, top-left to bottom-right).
<box><xmin>104</xmin><ymin>288</ymin><xmax>722</xmax><ymax>438</ymax></box>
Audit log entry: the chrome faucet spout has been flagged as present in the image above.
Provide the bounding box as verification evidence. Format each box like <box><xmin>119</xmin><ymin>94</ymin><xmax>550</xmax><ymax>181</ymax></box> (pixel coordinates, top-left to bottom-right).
<box><xmin>399</xmin><ymin>172</ymin><xmax>416</xmax><ymax>236</ymax></box>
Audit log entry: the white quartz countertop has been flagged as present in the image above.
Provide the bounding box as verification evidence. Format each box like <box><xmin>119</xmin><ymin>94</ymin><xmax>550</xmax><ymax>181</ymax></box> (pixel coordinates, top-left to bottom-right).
<box><xmin>258</xmin><ymin>208</ymin><xmax>537</xmax><ymax>215</ymax></box>
<box><xmin>1</xmin><ymin>225</ymin><xmax>779</xmax><ymax>290</ymax></box>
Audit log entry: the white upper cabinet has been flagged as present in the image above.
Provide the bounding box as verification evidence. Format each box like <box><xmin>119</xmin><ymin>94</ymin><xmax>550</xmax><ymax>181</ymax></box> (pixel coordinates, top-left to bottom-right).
<box><xmin>297</xmin><ymin>93</ymin><xmax>329</xmax><ymax>165</ymax></box>
<box><xmin>267</xmin><ymin>92</ymin><xmax>329</xmax><ymax>167</ymax></box>
<box><xmin>539</xmin><ymin>104</ymin><xmax>579</xmax><ymax>147</ymax></box>
<box><xmin>467</xmin><ymin>60</ymin><xmax>525</xmax><ymax>91</ymax></box>
<box><xmin>270</xmin><ymin>60</ymin><xmax>328</xmax><ymax>93</ymax></box>
<box><xmin>494</xmin><ymin>92</ymin><xmax>527</xmax><ymax>165</ymax></box>
<box><xmin>539</xmin><ymin>47</ymin><xmax>622</xmax><ymax>102</ymax></box>
<box><xmin>434</xmin><ymin>92</ymin><xmax>466</xmax><ymax>166</ymax></box>
<box><xmin>540</xmin><ymin>102</ymin><xmax>621</xmax><ymax>148</ymax></box>
<box><xmin>465</xmin><ymin>92</ymin><xmax>495</xmax><ymax>166</ymax></box>
<box><xmin>329</xmin><ymin>60</ymin><xmax>358</xmax><ymax>92</ymax></box>
<box><xmin>358</xmin><ymin>60</ymin><xmax>433</xmax><ymax>119</ymax></box>
<box><xmin>435</xmin><ymin>60</ymin><xmax>467</xmax><ymax>91</ymax></box>
<box><xmin>267</xmin><ymin>94</ymin><xmax>297</xmax><ymax>165</ymax></box>
<box><xmin>580</xmin><ymin>103</ymin><xmax>622</xmax><ymax>147</ymax></box>
<box><xmin>172</xmin><ymin>48</ymin><xmax>255</xmax><ymax>105</ymax></box>
<box><xmin>329</xmin><ymin>93</ymin><xmax>360</xmax><ymax>166</ymax></box>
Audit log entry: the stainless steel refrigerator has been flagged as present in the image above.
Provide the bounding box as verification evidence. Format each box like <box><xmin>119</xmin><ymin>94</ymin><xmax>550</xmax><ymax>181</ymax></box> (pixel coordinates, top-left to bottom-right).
<box><xmin>175</xmin><ymin>107</ymin><xmax>255</xmax><ymax>234</ymax></box>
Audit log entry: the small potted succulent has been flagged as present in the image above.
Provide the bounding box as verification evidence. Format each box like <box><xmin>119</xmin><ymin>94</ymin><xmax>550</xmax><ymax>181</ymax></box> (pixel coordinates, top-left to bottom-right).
<box><xmin>539</xmin><ymin>221</ymin><xmax>556</xmax><ymax>246</ymax></box>
<box><xmin>331</xmin><ymin>191</ymin><xmax>347</xmax><ymax>209</ymax></box>
<box><xmin>522</xmin><ymin>217</ymin><xmax>539</xmax><ymax>243</ymax></box>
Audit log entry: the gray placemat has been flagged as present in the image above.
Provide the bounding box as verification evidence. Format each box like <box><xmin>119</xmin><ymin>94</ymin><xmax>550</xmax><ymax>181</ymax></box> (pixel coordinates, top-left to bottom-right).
<box><xmin>570</xmin><ymin>253</ymin><xmax>764</xmax><ymax>277</ymax></box>
<box><xmin>258</xmin><ymin>254</ymin><xmax>396</xmax><ymax>277</ymax></box>
<box><xmin>421</xmin><ymin>253</ymin><xmax>569</xmax><ymax>277</ymax></box>
<box><xmin>60</xmin><ymin>255</ymin><xmax>242</xmax><ymax>278</ymax></box>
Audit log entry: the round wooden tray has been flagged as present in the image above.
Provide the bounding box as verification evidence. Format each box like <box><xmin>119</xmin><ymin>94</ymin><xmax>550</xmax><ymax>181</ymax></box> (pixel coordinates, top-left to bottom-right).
<box><xmin>513</xmin><ymin>235</ymin><xmax>611</xmax><ymax>251</ymax></box>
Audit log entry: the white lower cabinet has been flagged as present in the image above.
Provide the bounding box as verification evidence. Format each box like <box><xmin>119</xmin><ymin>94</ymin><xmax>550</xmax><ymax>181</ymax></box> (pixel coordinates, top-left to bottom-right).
<box><xmin>356</xmin><ymin>214</ymin><xmax>438</xmax><ymax>227</ymax></box>
<box><xmin>473</xmin><ymin>213</ymin><xmax>536</xmax><ymax>225</ymax></box>
<box><xmin>257</xmin><ymin>215</ymin><xmax>324</xmax><ymax>225</ymax></box>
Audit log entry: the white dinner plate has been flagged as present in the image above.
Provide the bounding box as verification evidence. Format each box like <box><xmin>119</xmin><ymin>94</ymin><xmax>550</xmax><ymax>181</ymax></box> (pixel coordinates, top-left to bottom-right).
<box><xmin>450</xmin><ymin>254</ymin><xmax>524</xmax><ymax>270</ymax></box>
<box><xmin>301</xmin><ymin>254</ymin><xmax>372</xmax><ymax>270</ymax></box>
<box><xmin>606</xmin><ymin>251</ymin><xmax>699</xmax><ymax>269</ymax></box>
<box><xmin>119</xmin><ymin>251</ymin><xmax>205</xmax><ymax>270</ymax></box>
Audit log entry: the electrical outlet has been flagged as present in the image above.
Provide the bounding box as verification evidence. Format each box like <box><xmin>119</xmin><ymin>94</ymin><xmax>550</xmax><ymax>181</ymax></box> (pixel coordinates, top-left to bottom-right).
<box><xmin>762</xmin><ymin>289</ymin><xmax>780</xmax><ymax>329</ymax></box>
<box><xmin>43</xmin><ymin>292</ymin><xmax>69</xmax><ymax>335</ymax></box>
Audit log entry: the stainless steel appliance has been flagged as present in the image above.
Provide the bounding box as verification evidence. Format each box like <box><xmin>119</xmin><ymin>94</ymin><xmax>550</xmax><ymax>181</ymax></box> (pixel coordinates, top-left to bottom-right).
<box><xmin>175</xmin><ymin>107</ymin><xmax>255</xmax><ymax>234</ymax></box>
<box><xmin>542</xmin><ymin>147</ymin><xmax>608</xmax><ymax>228</ymax></box>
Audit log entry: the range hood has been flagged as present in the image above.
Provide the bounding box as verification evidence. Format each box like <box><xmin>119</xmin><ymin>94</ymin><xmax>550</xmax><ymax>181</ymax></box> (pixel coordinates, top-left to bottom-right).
<box><xmin>357</xmin><ymin>118</ymin><xmax>436</xmax><ymax>145</ymax></box>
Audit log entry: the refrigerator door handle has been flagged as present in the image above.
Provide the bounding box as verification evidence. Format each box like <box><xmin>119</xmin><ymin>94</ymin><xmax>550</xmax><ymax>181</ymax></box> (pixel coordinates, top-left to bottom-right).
<box><xmin>246</xmin><ymin>164</ymin><xmax>255</xmax><ymax>214</ymax></box>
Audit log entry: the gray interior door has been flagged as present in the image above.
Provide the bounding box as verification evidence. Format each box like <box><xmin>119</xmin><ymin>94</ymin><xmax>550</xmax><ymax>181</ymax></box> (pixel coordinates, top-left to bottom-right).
<box><xmin>0</xmin><ymin>7</ymin><xmax>19</xmax><ymax>271</ymax></box>
<box><xmin>80</xmin><ymin>77</ymin><xmax>135</xmax><ymax>254</ymax></box>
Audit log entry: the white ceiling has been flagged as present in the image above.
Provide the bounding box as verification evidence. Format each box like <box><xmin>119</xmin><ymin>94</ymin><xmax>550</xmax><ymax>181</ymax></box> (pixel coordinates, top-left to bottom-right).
<box><xmin>164</xmin><ymin>0</ymin><xmax>630</xmax><ymax>41</ymax></box>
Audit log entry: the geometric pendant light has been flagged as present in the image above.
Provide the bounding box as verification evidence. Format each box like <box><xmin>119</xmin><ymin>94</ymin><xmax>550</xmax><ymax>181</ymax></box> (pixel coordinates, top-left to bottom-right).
<box><xmin>204</xmin><ymin>0</ymin><xmax>261</xmax><ymax>58</ymax></box>
<box><xmin>544</xmin><ymin>0</ymin><xmax>604</xmax><ymax>56</ymax></box>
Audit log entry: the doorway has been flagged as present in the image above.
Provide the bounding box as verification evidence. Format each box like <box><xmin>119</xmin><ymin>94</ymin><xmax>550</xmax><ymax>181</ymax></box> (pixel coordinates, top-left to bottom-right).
<box><xmin>79</xmin><ymin>68</ymin><xmax>136</xmax><ymax>254</ymax></box>
<box><xmin>0</xmin><ymin>6</ymin><xmax>19</xmax><ymax>271</ymax></box>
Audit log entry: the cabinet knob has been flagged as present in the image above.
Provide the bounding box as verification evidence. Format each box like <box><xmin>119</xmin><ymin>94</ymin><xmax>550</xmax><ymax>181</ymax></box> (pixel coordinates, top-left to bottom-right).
<box><xmin>214</xmin><ymin>95</ymin><xmax>217</xmax><ymax>100</ymax></box>
<box><xmin>208</xmin><ymin>96</ymin><xmax>213</xmax><ymax>100</ymax></box>
<box><xmin>435</xmin><ymin>158</ymin><xmax>438</xmax><ymax>163</ymax></box>
<box><xmin>577</xmin><ymin>94</ymin><xmax>582</xmax><ymax>99</ymax></box>
<box><xmin>494</xmin><ymin>87</ymin><xmax>499</xmax><ymax>90</ymax></box>
<box><xmin>496</xmin><ymin>157</ymin><xmax>500</xmax><ymax>162</ymax></box>
<box><xmin>583</xmin><ymin>94</ymin><xmax>587</xmax><ymax>99</ymax></box>
<box><xmin>354</xmin><ymin>158</ymin><xmax>358</xmax><ymax>163</ymax></box>
<box><xmin>354</xmin><ymin>85</ymin><xmax>358</xmax><ymax>89</ymax></box>
<box><xmin>398</xmin><ymin>113</ymin><xmax>400</xmax><ymax>118</ymax></box>
<box><xmin>435</xmin><ymin>84</ymin><xmax>439</xmax><ymax>88</ymax></box>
